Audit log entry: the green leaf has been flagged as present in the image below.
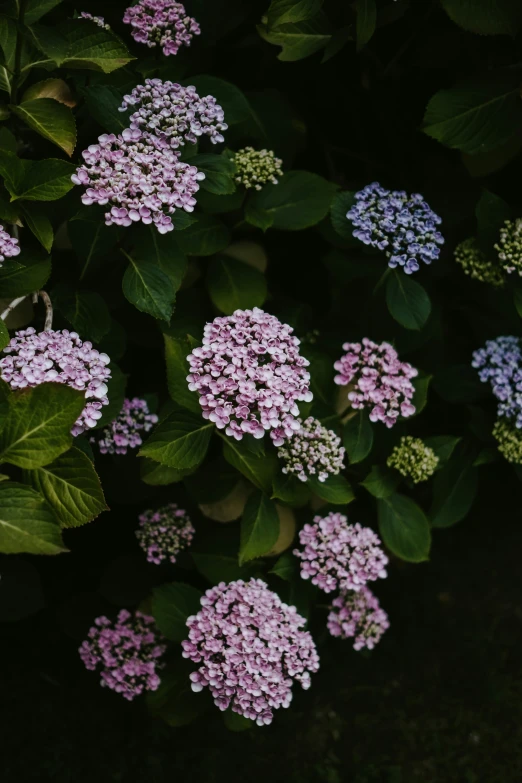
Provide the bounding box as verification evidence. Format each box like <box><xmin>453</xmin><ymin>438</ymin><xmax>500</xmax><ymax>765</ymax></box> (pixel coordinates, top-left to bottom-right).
<box><xmin>21</xmin><ymin>204</ymin><xmax>53</xmax><ymax>252</ymax></box>
<box><xmin>139</xmin><ymin>409</ymin><xmax>213</xmax><ymax>469</ymax></box>
<box><xmin>267</xmin><ymin>0</ymin><xmax>323</xmax><ymax>29</ymax></box>
<box><xmin>69</xmin><ymin>207</ymin><xmax>118</xmax><ymax>280</ymax></box>
<box><xmin>343</xmin><ymin>411</ymin><xmax>373</xmax><ymax>464</ymax></box>
<box><xmin>0</xmin><ymin>252</ymin><xmax>51</xmax><ymax>297</ymax></box>
<box><xmin>356</xmin><ymin>0</ymin><xmax>376</xmax><ymax>50</ymax></box>
<box><xmin>11</xmin><ymin>99</ymin><xmax>76</xmax><ymax>156</ymax></box>
<box><xmin>140</xmin><ymin>458</ymin><xmax>186</xmax><ymax>486</ymax></box>
<box><xmin>272</xmin><ymin>471</ymin><xmax>311</xmax><ymax>507</ymax></box>
<box><xmin>25</xmin><ymin>0</ymin><xmax>64</xmax><ymax>25</ymax></box>
<box><xmin>269</xmin><ymin>551</ymin><xmax>296</xmax><ymax>580</ymax></box>
<box><xmin>0</xmin><ymin>319</ymin><xmax>9</xmax><ymax>351</ymax></box>
<box><xmin>329</xmin><ymin>191</ymin><xmax>357</xmax><ymax>242</ymax></box>
<box><xmin>239</xmin><ymin>490</ymin><xmax>280</xmax><ymax>564</ymax></box>
<box><xmin>308</xmin><ymin>473</ymin><xmax>354</xmax><ymax>504</ymax></box>
<box><xmin>174</xmin><ymin>214</ymin><xmax>230</xmax><ymax>257</ymax></box>
<box><xmin>424</xmin><ymin>435</ymin><xmax>461</xmax><ymax>466</ymax></box>
<box><xmin>206</xmin><ymin>256</ymin><xmax>267</xmax><ymax>314</ymax></box>
<box><xmin>146</xmin><ymin>661</ymin><xmax>208</xmax><ymax>727</ymax></box>
<box><xmin>246</xmin><ymin>171</ymin><xmax>337</xmax><ymax>231</ymax></box>
<box><xmin>152</xmin><ymin>582</ymin><xmax>203</xmax><ymax>642</ymax></box>
<box><xmin>164</xmin><ymin>334</ymin><xmax>201</xmax><ymax>413</ymax></box>
<box><xmin>430</xmin><ymin>459</ymin><xmax>478</xmax><ymax>528</ymax></box>
<box><xmin>25</xmin><ymin>447</ymin><xmax>108</xmax><ymax>529</ymax></box>
<box><xmin>257</xmin><ymin>15</ymin><xmax>331</xmax><ymax>62</ymax></box>
<box><xmin>440</xmin><ymin>0</ymin><xmax>522</xmax><ymax>36</ymax></box>
<box><xmin>191</xmin><ymin>153</ymin><xmax>236</xmax><ymax>195</ymax></box>
<box><xmin>184</xmin><ymin>76</ymin><xmax>251</xmax><ymax>125</ymax></box>
<box><xmin>122</xmin><ymin>254</ymin><xmax>175</xmax><ymax>322</ymax></box>
<box><xmin>83</xmin><ymin>84</ymin><xmax>129</xmax><ymax>135</ymax></box>
<box><xmin>423</xmin><ymin>81</ymin><xmax>522</xmax><ymax>156</ymax></box>
<box><xmin>0</xmin><ymin>384</ymin><xmax>86</xmax><ymax>469</ymax></box>
<box><xmin>475</xmin><ymin>188</ymin><xmax>511</xmax><ymax>252</ymax></box>
<box><xmin>134</xmin><ymin>226</ymin><xmax>188</xmax><ymax>291</ymax></box>
<box><xmin>22</xmin><ymin>78</ymin><xmax>75</xmax><ymax>107</ymax></box>
<box><xmin>411</xmin><ymin>373</ymin><xmax>432</xmax><ymax>416</ymax></box>
<box><xmin>222</xmin><ymin>436</ymin><xmax>278</xmax><ymax>494</ymax></box>
<box><xmin>0</xmin><ymin>481</ymin><xmax>66</xmax><ymax>555</ymax></box>
<box><xmin>378</xmin><ymin>494</ymin><xmax>431</xmax><ymax>562</ymax></box>
<box><xmin>60</xmin><ymin>24</ymin><xmax>134</xmax><ymax>73</ymax></box>
<box><xmin>52</xmin><ymin>283</ymin><xmax>111</xmax><ymax>343</ymax></box>
<box><xmin>386</xmin><ymin>270</ymin><xmax>431</xmax><ymax>330</ymax></box>
<box><xmin>10</xmin><ymin>158</ymin><xmax>76</xmax><ymax>201</ymax></box>
<box><xmin>361</xmin><ymin>465</ymin><xmax>400</xmax><ymax>498</ymax></box>
<box><xmin>192</xmin><ymin>552</ymin><xmax>257</xmax><ymax>584</ymax></box>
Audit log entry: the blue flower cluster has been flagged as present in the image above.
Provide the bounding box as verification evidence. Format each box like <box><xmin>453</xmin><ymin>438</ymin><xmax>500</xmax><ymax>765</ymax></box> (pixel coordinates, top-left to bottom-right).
<box><xmin>346</xmin><ymin>182</ymin><xmax>444</xmax><ymax>274</ymax></box>
<box><xmin>472</xmin><ymin>335</ymin><xmax>522</xmax><ymax>427</ymax></box>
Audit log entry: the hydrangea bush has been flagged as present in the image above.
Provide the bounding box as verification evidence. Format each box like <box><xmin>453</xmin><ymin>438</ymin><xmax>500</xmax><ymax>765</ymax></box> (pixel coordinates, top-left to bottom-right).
<box><xmin>0</xmin><ymin>0</ymin><xmax>520</xmax><ymax>744</ymax></box>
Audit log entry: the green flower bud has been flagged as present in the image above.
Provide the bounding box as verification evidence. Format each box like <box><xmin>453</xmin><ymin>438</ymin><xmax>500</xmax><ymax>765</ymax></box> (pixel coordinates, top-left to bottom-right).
<box><xmin>495</xmin><ymin>219</ymin><xmax>522</xmax><ymax>278</ymax></box>
<box><xmin>233</xmin><ymin>147</ymin><xmax>283</xmax><ymax>191</ymax></box>
<box><xmin>492</xmin><ymin>419</ymin><xmax>522</xmax><ymax>464</ymax></box>
<box><xmin>454</xmin><ymin>237</ymin><xmax>504</xmax><ymax>287</ymax></box>
<box><xmin>387</xmin><ymin>436</ymin><xmax>439</xmax><ymax>483</ymax></box>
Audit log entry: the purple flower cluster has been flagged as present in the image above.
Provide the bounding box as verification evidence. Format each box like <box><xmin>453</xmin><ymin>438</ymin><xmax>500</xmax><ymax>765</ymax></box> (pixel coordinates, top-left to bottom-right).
<box><xmin>80</xmin><ymin>11</ymin><xmax>110</xmax><ymax>29</ymax></box>
<box><xmin>294</xmin><ymin>512</ymin><xmax>388</xmax><ymax>594</ymax></box>
<box><xmin>79</xmin><ymin>610</ymin><xmax>166</xmax><ymax>700</ymax></box>
<box><xmin>186</xmin><ymin>308</ymin><xmax>312</xmax><ymax>445</ymax></box>
<box><xmin>334</xmin><ymin>338</ymin><xmax>417</xmax><ymax>427</ymax></box>
<box><xmin>472</xmin><ymin>335</ymin><xmax>522</xmax><ymax>427</ymax></box>
<box><xmin>347</xmin><ymin>182</ymin><xmax>444</xmax><ymax>274</ymax></box>
<box><xmin>91</xmin><ymin>397</ymin><xmax>158</xmax><ymax>455</ymax></box>
<box><xmin>0</xmin><ymin>226</ymin><xmax>21</xmax><ymax>266</ymax></box>
<box><xmin>119</xmin><ymin>79</ymin><xmax>227</xmax><ymax>148</ymax></box>
<box><xmin>327</xmin><ymin>587</ymin><xmax>390</xmax><ymax>651</ymax></box>
<box><xmin>0</xmin><ymin>327</ymin><xmax>111</xmax><ymax>436</ymax></box>
<box><xmin>182</xmin><ymin>579</ymin><xmax>319</xmax><ymax>726</ymax></box>
<box><xmin>136</xmin><ymin>502</ymin><xmax>195</xmax><ymax>565</ymax></box>
<box><xmin>72</xmin><ymin>127</ymin><xmax>205</xmax><ymax>233</ymax></box>
<box><xmin>123</xmin><ymin>0</ymin><xmax>200</xmax><ymax>57</ymax></box>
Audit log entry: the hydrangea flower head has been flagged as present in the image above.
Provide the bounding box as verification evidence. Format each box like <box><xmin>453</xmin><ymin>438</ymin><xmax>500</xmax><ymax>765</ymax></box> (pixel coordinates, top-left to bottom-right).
<box><xmin>186</xmin><ymin>307</ymin><xmax>312</xmax><ymax>445</ymax></box>
<box><xmin>79</xmin><ymin>610</ymin><xmax>166</xmax><ymax>700</ymax></box>
<box><xmin>0</xmin><ymin>327</ymin><xmax>111</xmax><ymax>436</ymax></box>
<box><xmin>233</xmin><ymin>147</ymin><xmax>283</xmax><ymax>191</ymax></box>
<box><xmin>294</xmin><ymin>512</ymin><xmax>388</xmax><ymax>594</ymax></box>
<box><xmin>495</xmin><ymin>218</ymin><xmax>522</xmax><ymax>277</ymax></box>
<box><xmin>91</xmin><ymin>397</ymin><xmax>158</xmax><ymax>455</ymax></box>
<box><xmin>454</xmin><ymin>237</ymin><xmax>504</xmax><ymax>287</ymax></box>
<box><xmin>334</xmin><ymin>338</ymin><xmax>417</xmax><ymax>427</ymax></box>
<box><xmin>136</xmin><ymin>502</ymin><xmax>195</xmax><ymax>564</ymax></box>
<box><xmin>493</xmin><ymin>419</ymin><xmax>522</xmax><ymax>464</ymax></box>
<box><xmin>327</xmin><ymin>587</ymin><xmax>390</xmax><ymax>651</ymax></box>
<box><xmin>72</xmin><ymin>127</ymin><xmax>205</xmax><ymax>234</ymax></box>
<box><xmin>119</xmin><ymin>79</ymin><xmax>227</xmax><ymax>148</ymax></box>
<box><xmin>0</xmin><ymin>226</ymin><xmax>21</xmax><ymax>267</ymax></box>
<box><xmin>181</xmin><ymin>579</ymin><xmax>319</xmax><ymax>726</ymax></box>
<box><xmin>387</xmin><ymin>436</ymin><xmax>438</xmax><ymax>483</ymax></box>
<box><xmin>80</xmin><ymin>12</ymin><xmax>110</xmax><ymax>30</ymax></box>
<box><xmin>123</xmin><ymin>0</ymin><xmax>200</xmax><ymax>57</ymax></box>
<box><xmin>346</xmin><ymin>182</ymin><xmax>444</xmax><ymax>274</ymax></box>
<box><xmin>277</xmin><ymin>416</ymin><xmax>345</xmax><ymax>483</ymax></box>
<box><xmin>472</xmin><ymin>336</ymin><xmax>522</xmax><ymax>427</ymax></box>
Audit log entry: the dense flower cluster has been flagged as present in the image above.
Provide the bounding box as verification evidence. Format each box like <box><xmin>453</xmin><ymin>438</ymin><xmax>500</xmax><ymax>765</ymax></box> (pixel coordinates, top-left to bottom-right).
<box><xmin>136</xmin><ymin>502</ymin><xmax>195</xmax><ymax>564</ymax></box>
<box><xmin>294</xmin><ymin>512</ymin><xmax>388</xmax><ymax>594</ymax></box>
<box><xmin>186</xmin><ymin>308</ymin><xmax>312</xmax><ymax>445</ymax></box>
<box><xmin>327</xmin><ymin>587</ymin><xmax>390</xmax><ymax>651</ymax></box>
<box><xmin>454</xmin><ymin>237</ymin><xmax>504</xmax><ymax>287</ymax></box>
<box><xmin>79</xmin><ymin>610</ymin><xmax>166</xmax><ymax>700</ymax></box>
<box><xmin>472</xmin><ymin>336</ymin><xmax>522</xmax><ymax>427</ymax></box>
<box><xmin>91</xmin><ymin>397</ymin><xmax>158</xmax><ymax>455</ymax></box>
<box><xmin>387</xmin><ymin>436</ymin><xmax>439</xmax><ymax>483</ymax></box>
<box><xmin>492</xmin><ymin>419</ymin><xmax>522</xmax><ymax>464</ymax></box>
<box><xmin>72</xmin><ymin>127</ymin><xmax>205</xmax><ymax>233</ymax></box>
<box><xmin>119</xmin><ymin>80</ymin><xmax>227</xmax><ymax>148</ymax></box>
<box><xmin>334</xmin><ymin>338</ymin><xmax>417</xmax><ymax>427</ymax></box>
<box><xmin>80</xmin><ymin>11</ymin><xmax>110</xmax><ymax>29</ymax></box>
<box><xmin>181</xmin><ymin>579</ymin><xmax>320</xmax><ymax>726</ymax></box>
<box><xmin>0</xmin><ymin>225</ymin><xmax>21</xmax><ymax>266</ymax></box>
<box><xmin>495</xmin><ymin>218</ymin><xmax>522</xmax><ymax>277</ymax></box>
<box><xmin>0</xmin><ymin>327</ymin><xmax>111</xmax><ymax>436</ymax></box>
<box><xmin>346</xmin><ymin>182</ymin><xmax>444</xmax><ymax>274</ymax></box>
<box><xmin>123</xmin><ymin>0</ymin><xmax>200</xmax><ymax>57</ymax></box>
<box><xmin>233</xmin><ymin>147</ymin><xmax>283</xmax><ymax>190</ymax></box>
<box><xmin>277</xmin><ymin>416</ymin><xmax>345</xmax><ymax>483</ymax></box>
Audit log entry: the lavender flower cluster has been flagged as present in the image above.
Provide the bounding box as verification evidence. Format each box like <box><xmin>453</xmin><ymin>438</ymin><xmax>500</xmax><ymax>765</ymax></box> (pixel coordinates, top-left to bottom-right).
<box><xmin>0</xmin><ymin>327</ymin><xmax>111</xmax><ymax>436</ymax></box>
<box><xmin>0</xmin><ymin>225</ymin><xmax>21</xmax><ymax>267</ymax></box>
<box><xmin>327</xmin><ymin>587</ymin><xmax>390</xmax><ymax>651</ymax></box>
<box><xmin>91</xmin><ymin>397</ymin><xmax>158</xmax><ymax>455</ymax></box>
<box><xmin>472</xmin><ymin>335</ymin><xmax>522</xmax><ymax>427</ymax></box>
<box><xmin>181</xmin><ymin>579</ymin><xmax>320</xmax><ymax>726</ymax></box>
<box><xmin>80</xmin><ymin>11</ymin><xmax>110</xmax><ymax>30</ymax></box>
<box><xmin>123</xmin><ymin>0</ymin><xmax>200</xmax><ymax>57</ymax></box>
<box><xmin>347</xmin><ymin>182</ymin><xmax>444</xmax><ymax>274</ymax></box>
<box><xmin>294</xmin><ymin>512</ymin><xmax>388</xmax><ymax>594</ymax></box>
<box><xmin>277</xmin><ymin>416</ymin><xmax>345</xmax><ymax>483</ymax></box>
<box><xmin>136</xmin><ymin>502</ymin><xmax>195</xmax><ymax>564</ymax></box>
<box><xmin>334</xmin><ymin>338</ymin><xmax>417</xmax><ymax>428</ymax></box>
<box><xmin>79</xmin><ymin>610</ymin><xmax>166</xmax><ymax>700</ymax></box>
<box><xmin>186</xmin><ymin>308</ymin><xmax>312</xmax><ymax>445</ymax></box>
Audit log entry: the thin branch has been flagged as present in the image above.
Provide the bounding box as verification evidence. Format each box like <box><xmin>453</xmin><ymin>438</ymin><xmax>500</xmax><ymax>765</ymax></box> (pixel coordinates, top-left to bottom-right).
<box><xmin>38</xmin><ymin>290</ymin><xmax>53</xmax><ymax>331</ymax></box>
<box><xmin>0</xmin><ymin>295</ymin><xmax>27</xmax><ymax>322</ymax></box>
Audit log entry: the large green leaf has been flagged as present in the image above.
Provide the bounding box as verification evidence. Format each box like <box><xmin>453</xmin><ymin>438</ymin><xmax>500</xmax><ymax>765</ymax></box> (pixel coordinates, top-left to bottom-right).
<box><xmin>52</xmin><ymin>283</ymin><xmax>111</xmax><ymax>343</ymax></box>
<box><xmin>139</xmin><ymin>409</ymin><xmax>213</xmax><ymax>469</ymax></box>
<box><xmin>343</xmin><ymin>411</ymin><xmax>374</xmax><ymax>464</ymax></box>
<box><xmin>378</xmin><ymin>494</ymin><xmax>431</xmax><ymax>563</ymax></box>
<box><xmin>140</xmin><ymin>458</ymin><xmax>187</xmax><ymax>486</ymax></box>
<box><xmin>152</xmin><ymin>582</ymin><xmax>203</xmax><ymax>642</ymax></box>
<box><xmin>83</xmin><ymin>84</ymin><xmax>129</xmax><ymax>135</ymax></box>
<box><xmin>21</xmin><ymin>204</ymin><xmax>53</xmax><ymax>252</ymax></box>
<box><xmin>267</xmin><ymin>0</ymin><xmax>323</xmax><ymax>28</ymax></box>
<box><xmin>360</xmin><ymin>465</ymin><xmax>400</xmax><ymax>498</ymax></box>
<box><xmin>385</xmin><ymin>271</ymin><xmax>431</xmax><ymax>330</ymax></box>
<box><xmin>222</xmin><ymin>436</ymin><xmax>278</xmax><ymax>494</ymax></box>
<box><xmin>258</xmin><ymin>15</ymin><xmax>331</xmax><ymax>62</ymax></box>
<box><xmin>0</xmin><ymin>482</ymin><xmax>66</xmax><ymax>555</ymax></box>
<box><xmin>308</xmin><ymin>473</ymin><xmax>354</xmax><ymax>504</ymax></box>
<box><xmin>0</xmin><ymin>253</ymin><xmax>51</xmax><ymax>297</ymax></box>
<box><xmin>475</xmin><ymin>189</ymin><xmax>511</xmax><ymax>252</ymax></box>
<box><xmin>0</xmin><ymin>319</ymin><xmax>9</xmax><ymax>351</ymax></box>
<box><xmin>272</xmin><ymin>471</ymin><xmax>311</xmax><ymax>507</ymax></box>
<box><xmin>25</xmin><ymin>0</ymin><xmax>64</xmax><ymax>24</ymax></box>
<box><xmin>206</xmin><ymin>256</ymin><xmax>267</xmax><ymax>314</ymax></box>
<box><xmin>192</xmin><ymin>552</ymin><xmax>258</xmax><ymax>584</ymax></box>
<box><xmin>246</xmin><ymin>170</ymin><xmax>337</xmax><ymax>231</ymax></box>
<box><xmin>239</xmin><ymin>490</ymin><xmax>280</xmax><ymax>564</ymax></box>
<box><xmin>329</xmin><ymin>191</ymin><xmax>358</xmax><ymax>242</ymax></box>
<box><xmin>430</xmin><ymin>458</ymin><xmax>478</xmax><ymax>528</ymax></box>
<box><xmin>174</xmin><ymin>214</ymin><xmax>231</xmax><ymax>256</ymax></box>
<box><xmin>164</xmin><ymin>334</ymin><xmax>201</xmax><ymax>413</ymax></box>
<box><xmin>122</xmin><ymin>254</ymin><xmax>175</xmax><ymax>322</ymax></box>
<box><xmin>69</xmin><ymin>207</ymin><xmax>118</xmax><ymax>280</ymax></box>
<box><xmin>10</xmin><ymin>158</ymin><xmax>76</xmax><ymax>201</ymax></box>
<box><xmin>60</xmin><ymin>24</ymin><xmax>134</xmax><ymax>73</ymax></box>
<box><xmin>11</xmin><ymin>99</ymin><xmax>76</xmax><ymax>156</ymax></box>
<box><xmin>356</xmin><ymin>0</ymin><xmax>376</xmax><ymax>50</ymax></box>
<box><xmin>0</xmin><ymin>384</ymin><xmax>86</xmax><ymax>469</ymax></box>
<box><xmin>440</xmin><ymin>0</ymin><xmax>522</xmax><ymax>36</ymax></box>
<box><xmin>423</xmin><ymin>435</ymin><xmax>461</xmax><ymax>467</ymax></box>
<box><xmin>25</xmin><ymin>447</ymin><xmax>108</xmax><ymax>528</ymax></box>
<box><xmin>191</xmin><ymin>153</ymin><xmax>236</xmax><ymax>195</ymax></box>
<box><xmin>146</xmin><ymin>661</ymin><xmax>208</xmax><ymax>727</ymax></box>
<box><xmin>134</xmin><ymin>226</ymin><xmax>188</xmax><ymax>291</ymax></box>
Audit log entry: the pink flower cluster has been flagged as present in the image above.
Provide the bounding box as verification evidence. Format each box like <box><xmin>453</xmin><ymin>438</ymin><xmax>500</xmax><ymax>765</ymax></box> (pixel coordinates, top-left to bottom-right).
<box><xmin>0</xmin><ymin>225</ymin><xmax>20</xmax><ymax>266</ymax></box>
<box><xmin>334</xmin><ymin>338</ymin><xmax>417</xmax><ymax>427</ymax></box>
<box><xmin>182</xmin><ymin>579</ymin><xmax>320</xmax><ymax>726</ymax></box>
<box><xmin>294</xmin><ymin>512</ymin><xmax>388</xmax><ymax>594</ymax></box>
<box><xmin>123</xmin><ymin>0</ymin><xmax>200</xmax><ymax>57</ymax></box>
<box><xmin>0</xmin><ymin>327</ymin><xmax>111</xmax><ymax>436</ymax></box>
<box><xmin>277</xmin><ymin>416</ymin><xmax>345</xmax><ymax>483</ymax></box>
<box><xmin>328</xmin><ymin>587</ymin><xmax>390</xmax><ymax>650</ymax></box>
<box><xmin>186</xmin><ymin>308</ymin><xmax>312</xmax><ymax>445</ymax></box>
<box><xmin>79</xmin><ymin>610</ymin><xmax>166</xmax><ymax>700</ymax></box>
<box><xmin>72</xmin><ymin>127</ymin><xmax>205</xmax><ymax>233</ymax></box>
<box><xmin>136</xmin><ymin>502</ymin><xmax>195</xmax><ymax>565</ymax></box>
<box><xmin>91</xmin><ymin>397</ymin><xmax>158</xmax><ymax>455</ymax></box>
<box><xmin>119</xmin><ymin>79</ymin><xmax>227</xmax><ymax>148</ymax></box>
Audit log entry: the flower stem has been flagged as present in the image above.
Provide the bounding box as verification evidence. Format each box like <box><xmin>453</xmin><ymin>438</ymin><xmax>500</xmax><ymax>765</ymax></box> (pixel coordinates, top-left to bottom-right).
<box><xmin>38</xmin><ymin>290</ymin><xmax>53</xmax><ymax>330</ymax></box>
<box><xmin>0</xmin><ymin>295</ymin><xmax>26</xmax><ymax>321</ymax></box>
